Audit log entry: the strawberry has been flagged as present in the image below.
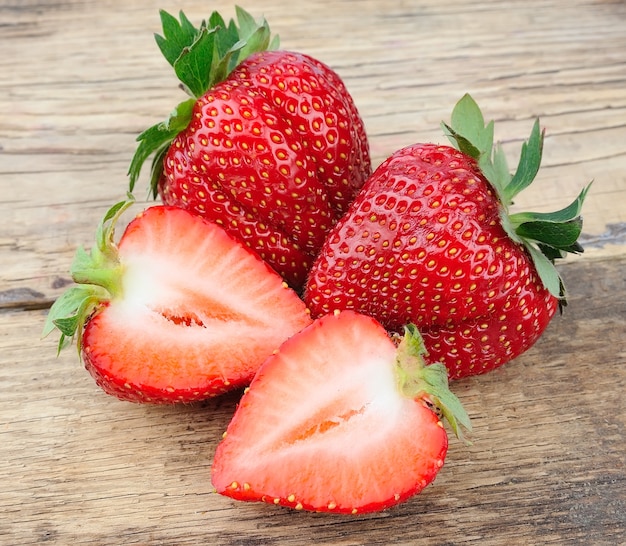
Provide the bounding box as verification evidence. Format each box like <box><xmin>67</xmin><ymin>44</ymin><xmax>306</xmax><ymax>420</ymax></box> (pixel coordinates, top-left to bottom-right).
<box><xmin>304</xmin><ymin>95</ymin><xmax>590</xmax><ymax>379</ymax></box>
<box><xmin>212</xmin><ymin>310</ymin><xmax>470</xmax><ymax>514</ymax></box>
<box><xmin>128</xmin><ymin>8</ymin><xmax>371</xmax><ymax>290</ymax></box>
<box><xmin>42</xmin><ymin>198</ymin><xmax>312</xmax><ymax>403</ymax></box>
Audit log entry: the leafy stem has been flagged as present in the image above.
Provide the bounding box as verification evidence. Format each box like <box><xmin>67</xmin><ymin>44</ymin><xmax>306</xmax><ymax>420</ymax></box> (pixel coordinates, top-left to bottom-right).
<box><xmin>396</xmin><ymin>325</ymin><xmax>472</xmax><ymax>444</ymax></box>
<box><xmin>42</xmin><ymin>196</ymin><xmax>135</xmax><ymax>354</ymax></box>
<box><xmin>442</xmin><ymin>94</ymin><xmax>591</xmax><ymax>300</ymax></box>
<box><xmin>128</xmin><ymin>7</ymin><xmax>279</xmax><ymax>195</ymax></box>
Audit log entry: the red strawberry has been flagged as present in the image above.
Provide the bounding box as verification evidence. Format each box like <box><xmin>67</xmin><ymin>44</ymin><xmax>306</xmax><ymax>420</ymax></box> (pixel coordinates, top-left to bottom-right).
<box><xmin>42</xmin><ymin>198</ymin><xmax>312</xmax><ymax>403</ymax></box>
<box><xmin>304</xmin><ymin>95</ymin><xmax>589</xmax><ymax>379</ymax></box>
<box><xmin>212</xmin><ymin>310</ymin><xmax>470</xmax><ymax>514</ymax></box>
<box><xmin>128</xmin><ymin>8</ymin><xmax>371</xmax><ymax>290</ymax></box>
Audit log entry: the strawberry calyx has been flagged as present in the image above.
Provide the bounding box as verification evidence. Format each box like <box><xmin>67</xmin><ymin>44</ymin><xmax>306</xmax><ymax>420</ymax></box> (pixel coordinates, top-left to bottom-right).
<box><xmin>128</xmin><ymin>6</ymin><xmax>280</xmax><ymax>195</ymax></box>
<box><xmin>394</xmin><ymin>324</ymin><xmax>472</xmax><ymax>443</ymax></box>
<box><xmin>42</xmin><ymin>197</ymin><xmax>134</xmax><ymax>354</ymax></box>
<box><xmin>442</xmin><ymin>94</ymin><xmax>591</xmax><ymax>301</ymax></box>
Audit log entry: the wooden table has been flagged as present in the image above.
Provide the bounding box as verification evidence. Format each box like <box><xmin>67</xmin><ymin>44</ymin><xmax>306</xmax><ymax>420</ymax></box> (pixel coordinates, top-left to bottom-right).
<box><xmin>2</xmin><ymin>0</ymin><xmax>625</xmax><ymax>544</ymax></box>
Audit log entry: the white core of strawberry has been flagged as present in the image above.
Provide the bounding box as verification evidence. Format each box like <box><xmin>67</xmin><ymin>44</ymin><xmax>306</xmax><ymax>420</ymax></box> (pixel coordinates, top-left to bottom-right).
<box><xmin>118</xmin><ymin>242</ymin><xmax>288</xmax><ymax>329</ymax></box>
<box><xmin>243</xmin><ymin>343</ymin><xmax>403</xmax><ymax>459</ymax></box>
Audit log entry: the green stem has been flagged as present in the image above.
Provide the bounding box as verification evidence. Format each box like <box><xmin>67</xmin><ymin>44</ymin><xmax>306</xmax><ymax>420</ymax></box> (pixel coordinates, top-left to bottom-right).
<box><xmin>72</xmin><ymin>265</ymin><xmax>125</xmax><ymax>300</ymax></box>
<box><xmin>395</xmin><ymin>325</ymin><xmax>472</xmax><ymax>443</ymax></box>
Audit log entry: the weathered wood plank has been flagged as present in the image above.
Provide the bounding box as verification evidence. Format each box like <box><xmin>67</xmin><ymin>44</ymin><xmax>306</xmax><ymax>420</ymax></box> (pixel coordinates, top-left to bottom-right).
<box><xmin>1</xmin><ymin>0</ymin><xmax>625</xmax><ymax>308</ymax></box>
<box><xmin>1</xmin><ymin>0</ymin><xmax>625</xmax><ymax>543</ymax></box>
<box><xmin>1</xmin><ymin>258</ymin><xmax>624</xmax><ymax>545</ymax></box>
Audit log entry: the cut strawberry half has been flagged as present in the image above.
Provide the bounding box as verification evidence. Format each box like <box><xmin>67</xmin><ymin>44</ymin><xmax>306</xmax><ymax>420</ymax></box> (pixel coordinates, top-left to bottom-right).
<box><xmin>43</xmin><ymin>198</ymin><xmax>312</xmax><ymax>403</ymax></box>
<box><xmin>212</xmin><ymin>310</ymin><xmax>470</xmax><ymax>514</ymax></box>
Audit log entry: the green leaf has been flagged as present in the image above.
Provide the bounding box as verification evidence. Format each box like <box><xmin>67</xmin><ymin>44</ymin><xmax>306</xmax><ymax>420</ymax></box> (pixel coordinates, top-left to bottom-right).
<box><xmin>42</xmin><ymin>285</ymin><xmax>108</xmax><ymax>355</ymax></box>
<box><xmin>449</xmin><ymin>93</ymin><xmax>494</xmax><ymax>158</ymax></box>
<box><xmin>70</xmin><ymin>246</ymin><xmax>93</xmax><ymax>274</ymax></box>
<box><xmin>538</xmin><ymin>244</ymin><xmax>566</xmax><ymax>262</ymax></box>
<box><xmin>503</xmin><ymin>119</ymin><xmax>544</xmax><ymax>203</ymax></box>
<box><xmin>491</xmin><ymin>143</ymin><xmax>512</xmax><ymax>194</ymax></box>
<box><xmin>236</xmin><ymin>6</ymin><xmax>274</xmax><ymax>60</ymax></box>
<box><xmin>442</xmin><ymin>95</ymin><xmax>590</xmax><ymax>300</ymax></box>
<box><xmin>173</xmin><ymin>26</ymin><xmax>220</xmax><ymax>98</ymax></box>
<box><xmin>525</xmin><ymin>243</ymin><xmax>563</xmax><ymax>298</ymax></box>
<box><xmin>515</xmin><ymin>217</ymin><xmax>583</xmax><ymax>249</ymax></box>
<box><xmin>53</xmin><ymin>315</ymin><xmax>80</xmax><ymax>338</ymax></box>
<box><xmin>421</xmin><ymin>363</ymin><xmax>473</xmax><ymax>443</ymax></box>
<box><xmin>208</xmin><ymin>11</ymin><xmax>227</xmax><ymax>35</ymax></box>
<box><xmin>154</xmin><ymin>7</ymin><xmax>278</xmax><ymax>99</ymax></box>
<box><xmin>72</xmin><ymin>197</ymin><xmax>133</xmax><ymax>294</ymax></box>
<box><xmin>42</xmin><ymin>286</ymin><xmax>92</xmax><ymax>338</ymax></box>
<box><xmin>208</xmin><ymin>41</ymin><xmax>246</xmax><ymax>91</ymax></box>
<box><xmin>128</xmin><ymin>123</ymin><xmax>174</xmax><ymax>193</ymax></box>
<box><xmin>443</xmin><ymin>94</ymin><xmax>512</xmax><ymax>201</ymax></box>
<box><xmin>237</xmin><ymin>26</ymin><xmax>272</xmax><ymax>66</ymax></box>
<box><xmin>236</xmin><ymin>5</ymin><xmax>259</xmax><ymax>37</ymax></box>
<box><xmin>442</xmin><ymin>122</ymin><xmax>481</xmax><ymax>160</ymax></box>
<box><xmin>211</xmin><ymin>13</ymin><xmax>241</xmax><ymax>61</ymax></box>
<box><xmin>96</xmin><ymin>198</ymin><xmax>131</xmax><ymax>253</ymax></box>
<box><xmin>510</xmin><ymin>183</ymin><xmax>591</xmax><ymax>226</ymax></box>
<box><xmin>149</xmin><ymin>145</ymin><xmax>171</xmax><ymax>199</ymax></box>
<box><xmin>128</xmin><ymin>99</ymin><xmax>195</xmax><ymax>193</ymax></box>
<box><xmin>508</xmin><ymin>182</ymin><xmax>591</xmax><ymax>268</ymax></box>
<box><xmin>156</xmin><ymin>10</ymin><xmax>200</xmax><ymax>67</ymax></box>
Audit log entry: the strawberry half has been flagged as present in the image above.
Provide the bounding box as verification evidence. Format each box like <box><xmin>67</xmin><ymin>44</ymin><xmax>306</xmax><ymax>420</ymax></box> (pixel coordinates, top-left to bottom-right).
<box><xmin>305</xmin><ymin>95</ymin><xmax>590</xmax><ymax>379</ymax></box>
<box><xmin>212</xmin><ymin>310</ymin><xmax>470</xmax><ymax>514</ymax></box>
<box><xmin>128</xmin><ymin>8</ymin><xmax>371</xmax><ymax>290</ymax></box>
<box><xmin>43</xmin><ymin>198</ymin><xmax>312</xmax><ymax>403</ymax></box>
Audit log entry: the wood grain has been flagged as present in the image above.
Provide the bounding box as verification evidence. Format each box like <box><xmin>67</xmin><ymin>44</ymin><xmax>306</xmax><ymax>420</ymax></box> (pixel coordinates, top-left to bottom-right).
<box><xmin>1</xmin><ymin>0</ymin><xmax>625</xmax><ymax>544</ymax></box>
<box><xmin>2</xmin><ymin>258</ymin><xmax>624</xmax><ymax>545</ymax></box>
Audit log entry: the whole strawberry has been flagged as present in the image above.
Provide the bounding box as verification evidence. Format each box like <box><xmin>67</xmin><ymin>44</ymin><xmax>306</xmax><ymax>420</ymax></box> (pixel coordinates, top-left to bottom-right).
<box><xmin>128</xmin><ymin>8</ymin><xmax>371</xmax><ymax>290</ymax></box>
<box><xmin>305</xmin><ymin>95</ymin><xmax>589</xmax><ymax>379</ymax></box>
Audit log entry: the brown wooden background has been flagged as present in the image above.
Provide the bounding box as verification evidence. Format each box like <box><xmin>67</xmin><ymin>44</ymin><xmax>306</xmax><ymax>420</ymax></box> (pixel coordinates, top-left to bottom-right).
<box><xmin>1</xmin><ymin>0</ymin><xmax>625</xmax><ymax>544</ymax></box>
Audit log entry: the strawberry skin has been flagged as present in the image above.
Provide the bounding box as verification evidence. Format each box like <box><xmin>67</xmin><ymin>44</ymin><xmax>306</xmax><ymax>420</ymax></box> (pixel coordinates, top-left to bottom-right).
<box><xmin>129</xmin><ymin>10</ymin><xmax>371</xmax><ymax>290</ymax></box>
<box><xmin>212</xmin><ymin>310</ymin><xmax>470</xmax><ymax>514</ymax></box>
<box><xmin>305</xmin><ymin>142</ymin><xmax>574</xmax><ymax>379</ymax></box>
<box><xmin>44</xmin><ymin>200</ymin><xmax>312</xmax><ymax>403</ymax></box>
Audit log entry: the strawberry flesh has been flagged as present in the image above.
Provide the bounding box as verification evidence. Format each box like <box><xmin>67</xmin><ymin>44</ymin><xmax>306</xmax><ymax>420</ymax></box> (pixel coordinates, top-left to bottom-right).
<box><xmin>212</xmin><ymin>311</ymin><xmax>451</xmax><ymax>514</ymax></box>
<box><xmin>48</xmin><ymin>203</ymin><xmax>312</xmax><ymax>403</ymax></box>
